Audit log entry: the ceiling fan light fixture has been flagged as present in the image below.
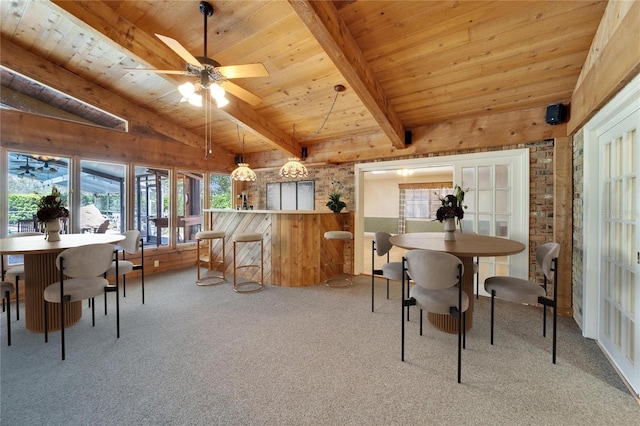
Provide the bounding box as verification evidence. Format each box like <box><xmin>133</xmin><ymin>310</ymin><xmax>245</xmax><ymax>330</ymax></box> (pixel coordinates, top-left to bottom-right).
<box><xmin>188</xmin><ymin>93</ymin><xmax>203</xmax><ymax>107</ymax></box>
<box><xmin>210</xmin><ymin>83</ymin><xmax>225</xmax><ymax>98</ymax></box>
<box><xmin>279</xmin><ymin>158</ymin><xmax>308</xmax><ymax>178</ymax></box>
<box><xmin>178</xmin><ymin>81</ymin><xmax>196</xmax><ymax>98</ymax></box>
<box><xmin>230</xmin><ymin>163</ymin><xmax>257</xmax><ymax>181</ymax></box>
<box><xmin>215</xmin><ymin>95</ymin><xmax>229</xmax><ymax>108</ymax></box>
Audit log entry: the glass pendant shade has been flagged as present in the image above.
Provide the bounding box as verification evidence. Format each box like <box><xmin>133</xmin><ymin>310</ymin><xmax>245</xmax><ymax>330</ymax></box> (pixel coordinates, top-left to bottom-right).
<box><xmin>178</xmin><ymin>82</ymin><xmax>196</xmax><ymax>98</ymax></box>
<box><xmin>188</xmin><ymin>93</ymin><xmax>203</xmax><ymax>107</ymax></box>
<box><xmin>279</xmin><ymin>158</ymin><xmax>308</xmax><ymax>178</ymax></box>
<box><xmin>230</xmin><ymin>163</ymin><xmax>257</xmax><ymax>181</ymax></box>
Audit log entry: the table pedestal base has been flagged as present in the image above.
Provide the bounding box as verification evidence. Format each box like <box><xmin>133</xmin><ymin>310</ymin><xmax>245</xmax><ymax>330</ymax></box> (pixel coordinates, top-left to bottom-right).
<box><xmin>25</xmin><ymin>252</ymin><xmax>82</xmax><ymax>333</ymax></box>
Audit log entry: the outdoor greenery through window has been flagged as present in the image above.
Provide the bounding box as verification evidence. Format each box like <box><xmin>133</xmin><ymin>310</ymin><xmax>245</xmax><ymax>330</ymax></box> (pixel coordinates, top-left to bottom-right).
<box><xmin>4</xmin><ymin>151</ymin><xmax>233</xmax><ymax>250</ymax></box>
<box><xmin>210</xmin><ymin>174</ymin><xmax>231</xmax><ymax>208</ymax></box>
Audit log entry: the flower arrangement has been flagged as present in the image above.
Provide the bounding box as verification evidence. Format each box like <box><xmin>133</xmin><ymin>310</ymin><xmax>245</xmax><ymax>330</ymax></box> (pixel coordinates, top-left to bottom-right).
<box><xmin>36</xmin><ymin>185</ymin><xmax>69</xmax><ymax>223</ymax></box>
<box><xmin>435</xmin><ymin>185</ymin><xmax>467</xmax><ymax>226</ymax></box>
<box><xmin>326</xmin><ymin>180</ymin><xmax>347</xmax><ymax>213</ymax></box>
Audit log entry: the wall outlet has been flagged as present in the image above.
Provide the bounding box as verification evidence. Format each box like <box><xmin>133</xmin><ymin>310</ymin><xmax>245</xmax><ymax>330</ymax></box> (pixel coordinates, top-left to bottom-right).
<box><xmin>154</xmin><ymin>260</ymin><xmax>160</xmax><ymax>267</ymax></box>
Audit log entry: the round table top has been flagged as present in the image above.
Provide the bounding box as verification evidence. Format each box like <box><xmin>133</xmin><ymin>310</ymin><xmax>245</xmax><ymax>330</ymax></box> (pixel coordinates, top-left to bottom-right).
<box><xmin>0</xmin><ymin>233</ymin><xmax>125</xmax><ymax>255</ymax></box>
<box><xmin>388</xmin><ymin>232</ymin><xmax>526</xmax><ymax>258</ymax></box>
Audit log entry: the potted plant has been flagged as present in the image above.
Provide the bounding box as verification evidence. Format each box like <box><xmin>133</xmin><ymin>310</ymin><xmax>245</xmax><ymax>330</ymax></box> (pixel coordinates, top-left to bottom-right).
<box><xmin>326</xmin><ymin>191</ymin><xmax>347</xmax><ymax>213</ymax></box>
<box><xmin>36</xmin><ymin>185</ymin><xmax>69</xmax><ymax>241</ymax></box>
<box><xmin>435</xmin><ymin>185</ymin><xmax>466</xmax><ymax>241</ymax></box>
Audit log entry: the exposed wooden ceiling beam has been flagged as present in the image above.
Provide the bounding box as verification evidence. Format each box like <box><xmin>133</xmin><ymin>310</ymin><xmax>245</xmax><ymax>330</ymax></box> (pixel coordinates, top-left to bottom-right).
<box><xmin>288</xmin><ymin>0</ymin><xmax>407</xmax><ymax>150</ymax></box>
<box><xmin>0</xmin><ymin>39</ymin><xmax>230</xmax><ymax>154</ymax></box>
<box><xmin>50</xmin><ymin>0</ymin><xmax>300</xmax><ymax>157</ymax></box>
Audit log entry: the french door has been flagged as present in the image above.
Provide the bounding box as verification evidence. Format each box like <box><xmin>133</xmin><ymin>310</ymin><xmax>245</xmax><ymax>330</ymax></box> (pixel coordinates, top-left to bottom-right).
<box><xmin>597</xmin><ymin>108</ymin><xmax>639</xmax><ymax>395</ymax></box>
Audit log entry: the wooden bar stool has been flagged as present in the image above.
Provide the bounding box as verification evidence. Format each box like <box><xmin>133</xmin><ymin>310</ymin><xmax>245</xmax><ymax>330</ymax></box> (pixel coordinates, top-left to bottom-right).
<box><xmin>323</xmin><ymin>231</ymin><xmax>353</xmax><ymax>287</ymax></box>
<box><xmin>195</xmin><ymin>230</ymin><xmax>226</xmax><ymax>286</ymax></box>
<box><xmin>232</xmin><ymin>232</ymin><xmax>264</xmax><ymax>293</ymax></box>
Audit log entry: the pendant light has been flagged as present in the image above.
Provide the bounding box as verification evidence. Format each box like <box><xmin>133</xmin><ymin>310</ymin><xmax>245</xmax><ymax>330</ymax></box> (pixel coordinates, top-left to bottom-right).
<box><xmin>279</xmin><ymin>147</ymin><xmax>308</xmax><ymax>178</ymax></box>
<box><xmin>230</xmin><ymin>127</ymin><xmax>256</xmax><ymax>181</ymax></box>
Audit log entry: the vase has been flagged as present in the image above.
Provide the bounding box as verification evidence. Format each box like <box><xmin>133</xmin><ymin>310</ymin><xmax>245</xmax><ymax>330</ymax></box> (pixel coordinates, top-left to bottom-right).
<box><xmin>45</xmin><ymin>218</ymin><xmax>61</xmax><ymax>242</ymax></box>
<box><xmin>443</xmin><ymin>218</ymin><xmax>456</xmax><ymax>241</ymax></box>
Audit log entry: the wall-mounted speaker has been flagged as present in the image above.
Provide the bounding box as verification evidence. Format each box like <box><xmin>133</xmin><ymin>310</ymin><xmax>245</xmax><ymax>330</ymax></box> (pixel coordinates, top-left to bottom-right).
<box><xmin>405</xmin><ymin>130</ymin><xmax>412</xmax><ymax>145</ymax></box>
<box><xmin>546</xmin><ymin>103</ymin><xmax>567</xmax><ymax>125</ymax></box>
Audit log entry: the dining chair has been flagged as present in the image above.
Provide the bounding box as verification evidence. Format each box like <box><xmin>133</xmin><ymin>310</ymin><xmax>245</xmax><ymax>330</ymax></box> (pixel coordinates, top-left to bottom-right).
<box><xmin>95</xmin><ymin>220</ymin><xmax>110</xmax><ymax>234</ymax></box>
<box><xmin>371</xmin><ymin>231</ymin><xmax>403</xmax><ymax>312</ymax></box>
<box><xmin>105</xmin><ymin>230</ymin><xmax>145</xmax><ymax>310</ymax></box>
<box><xmin>484</xmin><ymin>242</ymin><xmax>560</xmax><ymax>363</ymax></box>
<box><xmin>2</xmin><ymin>232</ymin><xmax>45</xmax><ymax>321</ymax></box>
<box><xmin>460</xmin><ymin>229</ymin><xmax>480</xmax><ymax>298</ymax></box>
<box><xmin>43</xmin><ymin>243</ymin><xmax>117</xmax><ymax>360</ymax></box>
<box><xmin>1</xmin><ymin>280</ymin><xmax>15</xmax><ymax>346</ymax></box>
<box><xmin>401</xmin><ymin>249</ymin><xmax>469</xmax><ymax>383</ymax></box>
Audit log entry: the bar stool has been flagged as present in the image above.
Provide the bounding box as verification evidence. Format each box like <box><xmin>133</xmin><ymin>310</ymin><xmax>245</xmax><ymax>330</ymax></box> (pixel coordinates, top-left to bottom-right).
<box><xmin>323</xmin><ymin>231</ymin><xmax>353</xmax><ymax>287</ymax></box>
<box><xmin>232</xmin><ymin>232</ymin><xmax>264</xmax><ymax>293</ymax></box>
<box><xmin>195</xmin><ymin>230</ymin><xmax>226</xmax><ymax>286</ymax></box>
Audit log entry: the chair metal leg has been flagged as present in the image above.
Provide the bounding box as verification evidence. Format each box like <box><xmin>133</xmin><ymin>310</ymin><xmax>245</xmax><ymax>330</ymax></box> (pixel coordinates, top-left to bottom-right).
<box><xmin>457</xmin><ymin>311</ymin><xmax>462</xmax><ymax>384</ymax></box>
<box><xmin>490</xmin><ymin>290</ymin><xmax>495</xmax><ymax>345</ymax></box>
<box><xmin>92</xmin><ymin>298</ymin><xmax>96</xmax><ymax>326</ymax></box>
<box><xmin>116</xmin><ymin>277</ymin><xmax>120</xmax><ymax>339</ymax></box>
<box><xmin>14</xmin><ymin>276</ymin><xmax>19</xmax><ymax>321</ymax></box>
<box><xmin>44</xmin><ymin>300</ymin><xmax>48</xmax><ymax>343</ymax></box>
<box><xmin>4</xmin><ymin>290</ymin><xmax>11</xmax><ymax>346</ymax></box>
<box><xmin>419</xmin><ymin>309</ymin><xmax>423</xmax><ymax>336</ymax></box>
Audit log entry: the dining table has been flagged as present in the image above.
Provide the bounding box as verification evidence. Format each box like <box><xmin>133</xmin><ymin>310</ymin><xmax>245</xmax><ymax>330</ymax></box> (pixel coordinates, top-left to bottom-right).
<box><xmin>388</xmin><ymin>232</ymin><xmax>526</xmax><ymax>333</ymax></box>
<box><xmin>0</xmin><ymin>233</ymin><xmax>125</xmax><ymax>333</ymax></box>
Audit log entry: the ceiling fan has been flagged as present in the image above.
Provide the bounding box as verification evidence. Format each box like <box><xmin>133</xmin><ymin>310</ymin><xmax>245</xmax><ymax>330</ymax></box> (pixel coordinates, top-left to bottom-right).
<box><xmin>11</xmin><ymin>157</ymin><xmax>36</xmax><ymax>177</ymax></box>
<box><xmin>126</xmin><ymin>1</ymin><xmax>268</xmax><ymax>106</ymax></box>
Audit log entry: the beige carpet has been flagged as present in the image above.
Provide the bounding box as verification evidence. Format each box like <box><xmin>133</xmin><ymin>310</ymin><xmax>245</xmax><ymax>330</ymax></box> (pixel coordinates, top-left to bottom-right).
<box><xmin>1</xmin><ymin>268</ymin><xmax>638</xmax><ymax>425</ymax></box>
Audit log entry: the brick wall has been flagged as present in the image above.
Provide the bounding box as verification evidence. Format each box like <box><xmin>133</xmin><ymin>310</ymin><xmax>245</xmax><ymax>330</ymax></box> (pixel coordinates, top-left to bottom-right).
<box><xmin>245</xmin><ymin>139</ymin><xmax>555</xmax><ymax>283</ymax></box>
<box><xmin>572</xmin><ymin>129</ymin><xmax>585</xmax><ymax>329</ymax></box>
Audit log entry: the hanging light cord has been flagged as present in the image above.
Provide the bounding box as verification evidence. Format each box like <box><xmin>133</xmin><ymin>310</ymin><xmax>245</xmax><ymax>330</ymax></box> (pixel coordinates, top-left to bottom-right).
<box><xmin>293</xmin><ymin>86</ymin><xmax>342</xmax><ymax>141</ymax></box>
<box><xmin>236</xmin><ymin>124</ymin><xmax>245</xmax><ymax>160</ymax></box>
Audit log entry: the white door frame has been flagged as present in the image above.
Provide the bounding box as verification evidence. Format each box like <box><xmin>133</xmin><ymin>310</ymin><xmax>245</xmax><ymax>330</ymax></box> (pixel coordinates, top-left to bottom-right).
<box><xmin>582</xmin><ymin>72</ymin><xmax>640</xmax><ymax>339</ymax></box>
<box><xmin>354</xmin><ymin>149</ymin><xmax>530</xmax><ymax>276</ymax></box>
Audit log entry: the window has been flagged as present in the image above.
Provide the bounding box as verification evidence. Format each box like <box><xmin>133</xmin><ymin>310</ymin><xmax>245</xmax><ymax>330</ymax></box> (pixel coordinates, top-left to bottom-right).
<box><xmin>266</xmin><ymin>181</ymin><xmax>315</xmax><ymax>210</ymax></box>
<box><xmin>7</xmin><ymin>152</ymin><xmax>70</xmax><ymax>235</ymax></box>
<box><xmin>209</xmin><ymin>174</ymin><xmax>231</xmax><ymax>209</ymax></box>
<box><xmin>80</xmin><ymin>160</ymin><xmax>126</xmax><ymax>234</ymax></box>
<box><xmin>135</xmin><ymin>166</ymin><xmax>170</xmax><ymax>247</ymax></box>
<box><xmin>177</xmin><ymin>170</ymin><xmax>203</xmax><ymax>244</ymax></box>
<box><xmin>402</xmin><ymin>183</ymin><xmax>453</xmax><ymax>219</ymax></box>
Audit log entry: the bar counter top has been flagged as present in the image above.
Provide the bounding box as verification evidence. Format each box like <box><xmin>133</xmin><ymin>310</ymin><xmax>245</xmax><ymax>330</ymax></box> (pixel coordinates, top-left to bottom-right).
<box><xmin>204</xmin><ymin>208</ymin><xmax>350</xmax><ymax>215</ymax></box>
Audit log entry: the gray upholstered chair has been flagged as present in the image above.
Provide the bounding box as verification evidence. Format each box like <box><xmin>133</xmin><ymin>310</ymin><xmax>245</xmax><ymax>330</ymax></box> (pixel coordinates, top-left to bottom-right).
<box><xmin>371</xmin><ymin>231</ymin><xmax>403</xmax><ymax>312</ymax></box>
<box><xmin>44</xmin><ymin>243</ymin><xmax>116</xmax><ymax>360</ymax></box>
<box><xmin>484</xmin><ymin>242</ymin><xmax>560</xmax><ymax>363</ymax></box>
<box><xmin>2</xmin><ymin>232</ymin><xmax>44</xmax><ymax>321</ymax></box>
<box><xmin>460</xmin><ymin>229</ymin><xmax>480</xmax><ymax>298</ymax></box>
<box><xmin>195</xmin><ymin>230</ymin><xmax>226</xmax><ymax>286</ymax></box>
<box><xmin>402</xmin><ymin>249</ymin><xmax>469</xmax><ymax>383</ymax></box>
<box><xmin>1</xmin><ymin>280</ymin><xmax>15</xmax><ymax>346</ymax></box>
<box><xmin>105</xmin><ymin>230</ymin><xmax>145</xmax><ymax>307</ymax></box>
<box><xmin>323</xmin><ymin>231</ymin><xmax>353</xmax><ymax>287</ymax></box>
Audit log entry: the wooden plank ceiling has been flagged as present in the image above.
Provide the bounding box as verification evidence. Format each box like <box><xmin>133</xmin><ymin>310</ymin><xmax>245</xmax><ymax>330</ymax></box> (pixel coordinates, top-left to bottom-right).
<box><xmin>0</xmin><ymin>0</ymin><xmax>607</xmax><ymax>165</ymax></box>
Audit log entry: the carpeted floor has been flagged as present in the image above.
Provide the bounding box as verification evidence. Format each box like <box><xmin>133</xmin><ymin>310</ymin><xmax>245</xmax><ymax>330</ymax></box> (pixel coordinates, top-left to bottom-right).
<box><xmin>1</xmin><ymin>268</ymin><xmax>638</xmax><ymax>425</ymax></box>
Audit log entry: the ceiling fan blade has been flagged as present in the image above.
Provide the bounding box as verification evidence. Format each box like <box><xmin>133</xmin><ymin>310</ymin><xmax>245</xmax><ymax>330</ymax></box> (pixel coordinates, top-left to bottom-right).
<box><xmin>219</xmin><ymin>81</ymin><xmax>262</xmax><ymax>106</ymax></box>
<box><xmin>216</xmin><ymin>63</ymin><xmax>269</xmax><ymax>79</ymax></box>
<box><xmin>124</xmin><ymin>68</ymin><xmax>186</xmax><ymax>75</ymax></box>
<box><xmin>156</xmin><ymin>34</ymin><xmax>203</xmax><ymax>68</ymax></box>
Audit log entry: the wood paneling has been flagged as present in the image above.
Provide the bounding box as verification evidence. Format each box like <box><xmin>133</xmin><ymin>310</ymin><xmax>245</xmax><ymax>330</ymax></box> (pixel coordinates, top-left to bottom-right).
<box><xmin>207</xmin><ymin>210</ymin><xmax>352</xmax><ymax>286</ymax></box>
<box><xmin>0</xmin><ymin>1</ymin><xmax>610</xmax><ymax>164</ymax></box>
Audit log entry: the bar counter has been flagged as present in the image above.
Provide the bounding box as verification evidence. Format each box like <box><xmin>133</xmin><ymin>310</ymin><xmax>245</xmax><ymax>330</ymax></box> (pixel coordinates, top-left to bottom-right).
<box><xmin>203</xmin><ymin>209</ymin><xmax>353</xmax><ymax>287</ymax></box>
